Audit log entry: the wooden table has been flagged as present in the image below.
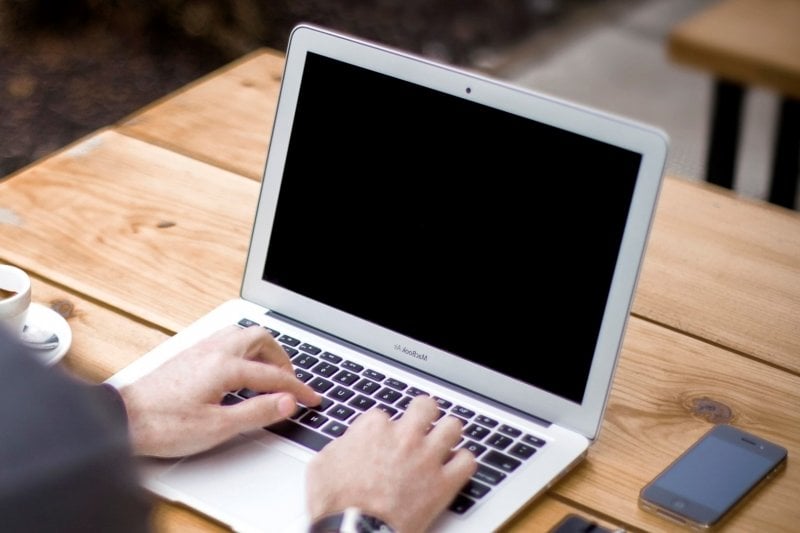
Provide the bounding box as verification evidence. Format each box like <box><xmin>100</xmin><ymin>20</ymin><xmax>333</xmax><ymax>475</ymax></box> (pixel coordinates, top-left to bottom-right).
<box><xmin>668</xmin><ymin>0</ymin><xmax>800</xmax><ymax>209</ymax></box>
<box><xmin>1</xmin><ymin>48</ymin><xmax>798</xmax><ymax>532</ymax></box>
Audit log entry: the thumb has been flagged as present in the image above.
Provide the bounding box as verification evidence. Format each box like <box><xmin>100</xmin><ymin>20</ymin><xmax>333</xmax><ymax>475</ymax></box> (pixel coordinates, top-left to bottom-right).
<box><xmin>227</xmin><ymin>393</ymin><xmax>298</xmax><ymax>432</ymax></box>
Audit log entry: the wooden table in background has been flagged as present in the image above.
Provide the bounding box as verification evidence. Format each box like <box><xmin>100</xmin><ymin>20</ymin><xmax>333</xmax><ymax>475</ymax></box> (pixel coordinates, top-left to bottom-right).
<box><xmin>668</xmin><ymin>0</ymin><xmax>800</xmax><ymax>209</ymax></box>
<box><xmin>1</xmin><ymin>48</ymin><xmax>798</xmax><ymax>532</ymax></box>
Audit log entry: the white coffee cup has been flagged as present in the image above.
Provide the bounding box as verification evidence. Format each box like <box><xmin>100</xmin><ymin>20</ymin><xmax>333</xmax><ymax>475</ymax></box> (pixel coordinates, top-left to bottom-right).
<box><xmin>0</xmin><ymin>264</ymin><xmax>32</xmax><ymax>338</ymax></box>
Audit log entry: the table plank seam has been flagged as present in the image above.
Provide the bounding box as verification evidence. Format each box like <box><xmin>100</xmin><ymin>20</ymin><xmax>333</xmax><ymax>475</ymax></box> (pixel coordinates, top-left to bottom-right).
<box><xmin>114</xmin><ymin>129</ymin><xmax>262</xmax><ymax>181</ymax></box>
<box><xmin>630</xmin><ymin>311</ymin><xmax>800</xmax><ymax>379</ymax></box>
<box><xmin>17</xmin><ymin>265</ymin><xmax>177</xmax><ymax>338</ymax></box>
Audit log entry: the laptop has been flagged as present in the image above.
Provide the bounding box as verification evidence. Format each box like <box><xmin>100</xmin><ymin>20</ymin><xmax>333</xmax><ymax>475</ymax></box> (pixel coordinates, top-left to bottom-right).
<box><xmin>107</xmin><ymin>23</ymin><xmax>668</xmax><ymax>533</ymax></box>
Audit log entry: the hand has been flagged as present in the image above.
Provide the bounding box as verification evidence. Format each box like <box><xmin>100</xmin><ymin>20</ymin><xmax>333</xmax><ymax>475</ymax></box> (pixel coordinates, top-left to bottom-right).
<box><xmin>118</xmin><ymin>325</ymin><xmax>320</xmax><ymax>457</ymax></box>
<box><xmin>306</xmin><ymin>396</ymin><xmax>477</xmax><ymax>533</ymax></box>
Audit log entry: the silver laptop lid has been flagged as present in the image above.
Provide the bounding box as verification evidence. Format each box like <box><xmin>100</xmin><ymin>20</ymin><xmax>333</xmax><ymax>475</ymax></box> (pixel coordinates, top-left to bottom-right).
<box><xmin>242</xmin><ymin>24</ymin><xmax>668</xmax><ymax>440</ymax></box>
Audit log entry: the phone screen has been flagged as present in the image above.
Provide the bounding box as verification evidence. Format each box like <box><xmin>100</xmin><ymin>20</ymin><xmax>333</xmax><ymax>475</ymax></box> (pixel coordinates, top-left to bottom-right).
<box><xmin>640</xmin><ymin>425</ymin><xmax>787</xmax><ymax>528</ymax></box>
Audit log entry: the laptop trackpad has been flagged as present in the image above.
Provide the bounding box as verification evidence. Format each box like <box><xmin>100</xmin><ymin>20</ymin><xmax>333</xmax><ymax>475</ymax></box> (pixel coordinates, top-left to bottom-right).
<box><xmin>157</xmin><ymin>435</ymin><xmax>308</xmax><ymax>532</ymax></box>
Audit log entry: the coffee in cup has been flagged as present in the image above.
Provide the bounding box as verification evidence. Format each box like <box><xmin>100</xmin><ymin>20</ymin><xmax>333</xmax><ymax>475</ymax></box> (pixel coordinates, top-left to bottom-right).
<box><xmin>0</xmin><ymin>265</ymin><xmax>32</xmax><ymax>337</ymax></box>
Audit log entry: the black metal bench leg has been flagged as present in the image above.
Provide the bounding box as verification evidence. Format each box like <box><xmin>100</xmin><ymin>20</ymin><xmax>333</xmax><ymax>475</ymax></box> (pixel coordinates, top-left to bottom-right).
<box><xmin>768</xmin><ymin>97</ymin><xmax>800</xmax><ymax>210</ymax></box>
<box><xmin>706</xmin><ymin>78</ymin><xmax>744</xmax><ymax>189</ymax></box>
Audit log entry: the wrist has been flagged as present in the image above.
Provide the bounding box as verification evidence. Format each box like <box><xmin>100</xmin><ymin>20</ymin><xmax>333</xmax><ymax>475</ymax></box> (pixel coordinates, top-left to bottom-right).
<box><xmin>309</xmin><ymin>507</ymin><xmax>395</xmax><ymax>533</ymax></box>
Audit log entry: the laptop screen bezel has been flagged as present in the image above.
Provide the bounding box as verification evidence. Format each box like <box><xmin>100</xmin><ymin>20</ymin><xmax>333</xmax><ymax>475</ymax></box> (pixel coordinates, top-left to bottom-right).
<box><xmin>241</xmin><ymin>23</ymin><xmax>668</xmax><ymax>440</ymax></box>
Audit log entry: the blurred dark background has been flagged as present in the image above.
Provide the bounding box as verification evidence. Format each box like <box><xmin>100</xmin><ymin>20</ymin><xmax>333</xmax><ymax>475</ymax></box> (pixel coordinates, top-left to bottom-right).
<box><xmin>0</xmin><ymin>0</ymin><xmax>585</xmax><ymax>179</ymax></box>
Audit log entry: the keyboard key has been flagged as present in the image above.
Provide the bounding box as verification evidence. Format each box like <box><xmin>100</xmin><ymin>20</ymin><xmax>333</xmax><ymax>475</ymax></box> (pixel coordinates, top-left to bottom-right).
<box><xmin>461</xmin><ymin>440</ymin><xmax>487</xmax><ymax>458</ymax></box>
<box><xmin>348</xmin><ymin>395</ymin><xmax>376</xmax><ymax>411</ymax></box>
<box><xmin>320</xmin><ymin>351</ymin><xmax>343</xmax><ymax>364</ymax></box>
<box><xmin>363</xmin><ymin>369</ymin><xmax>385</xmax><ymax>381</ymax></box>
<box><xmin>474</xmin><ymin>464</ymin><xmax>506</xmax><ymax>485</ymax></box>
<box><xmin>509</xmin><ymin>442</ymin><xmax>537</xmax><ymax>460</ymax></box>
<box><xmin>448</xmin><ymin>494</ymin><xmax>475</xmax><ymax>514</ymax></box>
<box><xmin>498</xmin><ymin>424</ymin><xmax>522</xmax><ymax>438</ymax></box>
<box><xmin>263</xmin><ymin>326</ymin><xmax>280</xmax><ymax>337</ymax></box>
<box><xmin>452</xmin><ymin>405</ymin><xmax>475</xmax><ymax>418</ymax></box>
<box><xmin>354</xmin><ymin>378</ymin><xmax>381</xmax><ymax>395</ymax></box>
<box><xmin>237</xmin><ymin>388</ymin><xmax>262</xmax><ymax>399</ymax></box>
<box><xmin>237</xmin><ymin>318</ymin><xmax>259</xmax><ymax>328</ymax></box>
<box><xmin>384</xmin><ymin>378</ymin><xmax>407</xmax><ymax>390</ymax></box>
<box><xmin>278</xmin><ymin>335</ymin><xmax>300</xmax><ymax>347</ymax></box>
<box><xmin>486</xmin><ymin>433</ymin><xmax>513</xmax><ymax>450</ymax></box>
<box><xmin>464</xmin><ymin>424</ymin><xmax>490</xmax><ymax>441</ymax></box>
<box><xmin>462</xmin><ymin>479</ymin><xmax>491</xmax><ymax>499</ymax></box>
<box><xmin>267</xmin><ymin>420</ymin><xmax>331</xmax><ymax>452</ymax></box>
<box><xmin>329</xmin><ymin>404</ymin><xmax>356</xmax><ymax>421</ymax></box>
<box><xmin>434</xmin><ymin>397</ymin><xmax>453</xmax><ymax>409</ymax></box>
<box><xmin>310</xmin><ymin>397</ymin><xmax>334</xmax><ymax>412</ymax></box>
<box><xmin>328</xmin><ymin>386</ymin><xmax>356</xmax><ymax>402</ymax></box>
<box><xmin>376</xmin><ymin>387</ymin><xmax>402</xmax><ymax>404</ymax></box>
<box><xmin>523</xmin><ymin>434</ymin><xmax>547</xmax><ymax>448</ymax></box>
<box><xmin>341</xmin><ymin>360</ymin><xmax>363</xmax><ymax>372</ymax></box>
<box><xmin>221</xmin><ymin>393</ymin><xmax>243</xmax><ymax>405</ymax></box>
<box><xmin>482</xmin><ymin>450</ymin><xmax>521</xmax><ymax>473</ymax></box>
<box><xmin>322</xmin><ymin>421</ymin><xmax>348</xmax><ymax>438</ymax></box>
<box><xmin>406</xmin><ymin>387</ymin><xmax>428</xmax><ymax>397</ymax></box>
<box><xmin>333</xmin><ymin>369</ymin><xmax>359</xmax><ymax>386</ymax></box>
<box><xmin>312</xmin><ymin>361</ymin><xmax>339</xmax><ymax>377</ymax></box>
<box><xmin>295</xmin><ymin>369</ymin><xmax>313</xmax><ymax>382</ymax></box>
<box><xmin>294</xmin><ymin>354</ymin><xmax>319</xmax><ymax>369</ymax></box>
<box><xmin>298</xmin><ymin>342</ymin><xmax>321</xmax><ymax>355</ymax></box>
<box><xmin>475</xmin><ymin>415</ymin><xmax>498</xmax><ymax>428</ymax></box>
<box><xmin>308</xmin><ymin>377</ymin><xmax>334</xmax><ymax>394</ymax></box>
<box><xmin>282</xmin><ymin>345</ymin><xmax>299</xmax><ymax>358</ymax></box>
<box><xmin>299</xmin><ymin>411</ymin><xmax>328</xmax><ymax>429</ymax></box>
<box><xmin>397</xmin><ymin>396</ymin><xmax>413</xmax><ymax>410</ymax></box>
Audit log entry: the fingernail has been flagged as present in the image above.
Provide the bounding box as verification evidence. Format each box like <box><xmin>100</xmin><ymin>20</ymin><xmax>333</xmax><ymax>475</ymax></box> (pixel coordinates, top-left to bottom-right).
<box><xmin>277</xmin><ymin>394</ymin><xmax>296</xmax><ymax>417</ymax></box>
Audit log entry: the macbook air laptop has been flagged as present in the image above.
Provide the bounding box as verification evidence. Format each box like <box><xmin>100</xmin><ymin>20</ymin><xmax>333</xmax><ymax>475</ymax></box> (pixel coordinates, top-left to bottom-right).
<box><xmin>107</xmin><ymin>23</ymin><xmax>668</xmax><ymax>533</ymax></box>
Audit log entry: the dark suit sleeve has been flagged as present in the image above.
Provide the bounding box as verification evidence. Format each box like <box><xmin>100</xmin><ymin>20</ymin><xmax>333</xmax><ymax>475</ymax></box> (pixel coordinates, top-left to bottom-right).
<box><xmin>0</xmin><ymin>326</ymin><xmax>153</xmax><ymax>533</ymax></box>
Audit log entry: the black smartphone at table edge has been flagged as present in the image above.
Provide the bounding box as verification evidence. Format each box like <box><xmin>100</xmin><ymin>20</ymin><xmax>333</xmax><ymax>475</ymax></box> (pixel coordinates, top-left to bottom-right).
<box><xmin>638</xmin><ymin>424</ymin><xmax>788</xmax><ymax>531</ymax></box>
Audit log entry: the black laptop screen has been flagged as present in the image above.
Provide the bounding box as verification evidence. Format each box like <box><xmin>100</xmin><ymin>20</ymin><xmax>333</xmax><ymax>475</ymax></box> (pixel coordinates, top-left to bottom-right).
<box><xmin>263</xmin><ymin>52</ymin><xmax>642</xmax><ymax>404</ymax></box>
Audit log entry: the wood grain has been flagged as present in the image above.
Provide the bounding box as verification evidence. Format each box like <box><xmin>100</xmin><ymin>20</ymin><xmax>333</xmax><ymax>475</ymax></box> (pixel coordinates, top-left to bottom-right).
<box><xmin>118</xmin><ymin>49</ymin><xmax>285</xmax><ymax>181</ymax></box>
<box><xmin>545</xmin><ymin>317</ymin><xmax>799</xmax><ymax>533</ymax></box>
<box><xmin>635</xmin><ymin>177</ymin><xmax>800</xmax><ymax>373</ymax></box>
<box><xmin>0</xmin><ymin>130</ymin><xmax>259</xmax><ymax>334</ymax></box>
<box><xmin>668</xmin><ymin>0</ymin><xmax>800</xmax><ymax>99</ymax></box>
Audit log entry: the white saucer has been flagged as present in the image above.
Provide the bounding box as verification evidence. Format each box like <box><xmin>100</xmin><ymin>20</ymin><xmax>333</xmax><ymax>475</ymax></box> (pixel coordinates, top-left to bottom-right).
<box><xmin>25</xmin><ymin>302</ymin><xmax>72</xmax><ymax>366</ymax></box>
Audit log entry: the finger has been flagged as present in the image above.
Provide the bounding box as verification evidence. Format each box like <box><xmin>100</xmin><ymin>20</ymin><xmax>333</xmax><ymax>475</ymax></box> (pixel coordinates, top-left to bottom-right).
<box><xmin>204</xmin><ymin>325</ymin><xmax>273</xmax><ymax>360</ymax></box>
<box><xmin>230</xmin><ymin>360</ymin><xmax>320</xmax><ymax>407</ymax></box>
<box><xmin>222</xmin><ymin>392</ymin><xmax>299</xmax><ymax>432</ymax></box>
<box><xmin>233</xmin><ymin>326</ymin><xmax>294</xmax><ymax>370</ymax></box>
<box><xmin>427</xmin><ymin>415</ymin><xmax>464</xmax><ymax>458</ymax></box>
<box><xmin>348</xmin><ymin>405</ymin><xmax>390</xmax><ymax>433</ymax></box>
<box><xmin>442</xmin><ymin>448</ymin><xmax>478</xmax><ymax>491</ymax></box>
<box><xmin>396</xmin><ymin>395</ymin><xmax>440</xmax><ymax>433</ymax></box>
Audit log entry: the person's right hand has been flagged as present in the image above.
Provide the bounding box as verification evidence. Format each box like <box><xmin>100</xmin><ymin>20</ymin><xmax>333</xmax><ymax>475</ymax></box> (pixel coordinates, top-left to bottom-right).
<box><xmin>305</xmin><ymin>395</ymin><xmax>477</xmax><ymax>533</ymax></box>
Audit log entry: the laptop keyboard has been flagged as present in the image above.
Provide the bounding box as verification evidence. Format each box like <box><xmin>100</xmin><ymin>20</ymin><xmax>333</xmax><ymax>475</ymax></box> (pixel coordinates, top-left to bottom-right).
<box><xmin>223</xmin><ymin>318</ymin><xmax>548</xmax><ymax>515</ymax></box>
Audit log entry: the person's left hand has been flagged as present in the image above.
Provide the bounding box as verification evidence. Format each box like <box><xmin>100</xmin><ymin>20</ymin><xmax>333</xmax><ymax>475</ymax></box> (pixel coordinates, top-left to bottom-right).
<box><xmin>118</xmin><ymin>325</ymin><xmax>320</xmax><ymax>457</ymax></box>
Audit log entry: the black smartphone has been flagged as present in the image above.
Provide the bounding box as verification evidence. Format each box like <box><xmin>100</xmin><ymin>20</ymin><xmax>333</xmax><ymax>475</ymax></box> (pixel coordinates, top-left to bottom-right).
<box><xmin>639</xmin><ymin>424</ymin><xmax>787</xmax><ymax>530</ymax></box>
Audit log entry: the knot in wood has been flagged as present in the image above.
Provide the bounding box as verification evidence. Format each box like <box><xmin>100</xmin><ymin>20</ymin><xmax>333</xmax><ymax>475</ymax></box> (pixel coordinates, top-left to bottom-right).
<box><xmin>157</xmin><ymin>220</ymin><xmax>176</xmax><ymax>228</ymax></box>
<box><xmin>689</xmin><ymin>396</ymin><xmax>733</xmax><ymax>424</ymax></box>
<box><xmin>49</xmin><ymin>299</ymin><xmax>74</xmax><ymax>319</ymax></box>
